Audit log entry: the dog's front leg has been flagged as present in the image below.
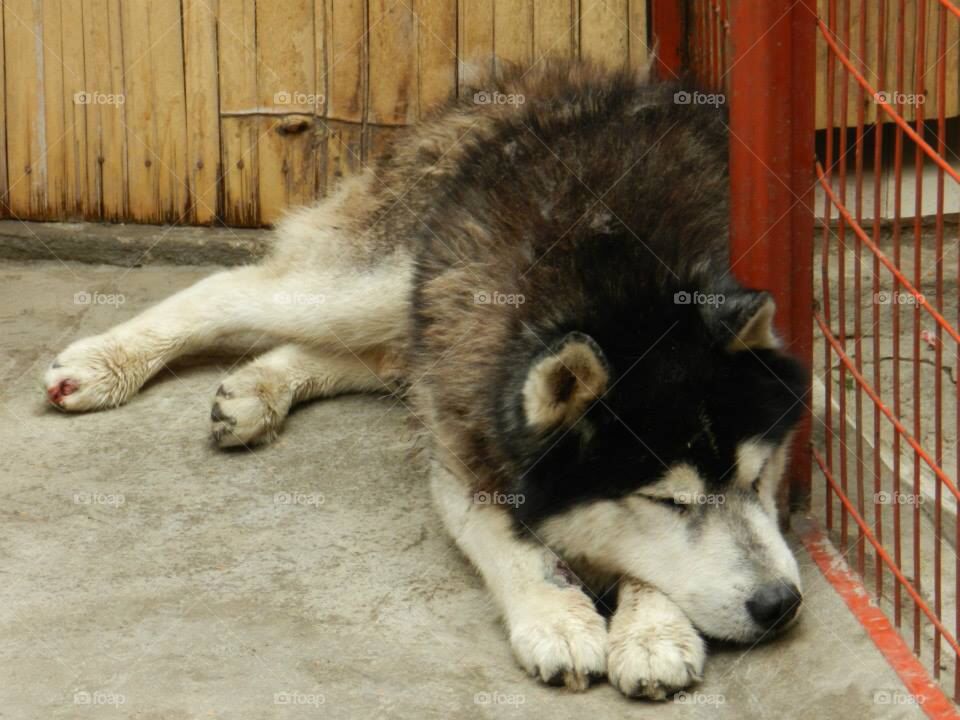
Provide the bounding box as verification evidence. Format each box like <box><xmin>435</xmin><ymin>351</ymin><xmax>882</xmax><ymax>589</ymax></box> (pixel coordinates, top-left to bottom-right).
<box><xmin>429</xmin><ymin>460</ymin><xmax>607</xmax><ymax>691</ymax></box>
<box><xmin>607</xmin><ymin>578</ymin><xmax>706</xmax><ymax>700</ymax></box>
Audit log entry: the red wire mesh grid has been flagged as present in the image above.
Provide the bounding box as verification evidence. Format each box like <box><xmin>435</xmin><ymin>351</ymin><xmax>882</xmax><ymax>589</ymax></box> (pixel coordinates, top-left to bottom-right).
<box><xmin>663</xmin><ymin>0</ymin><xmax>960</xmax><ymax>702</ymax></box>
<box><xmin>815</xmin><ymin>0</ymin><xmax>960</xmax><ymax>700</ymax></box>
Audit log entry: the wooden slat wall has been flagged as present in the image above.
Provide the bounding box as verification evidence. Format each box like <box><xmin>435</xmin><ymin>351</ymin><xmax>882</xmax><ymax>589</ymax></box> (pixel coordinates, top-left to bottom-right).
<box><xmin>0</xmin><ymin>0</ymin><xmax>953</xmax><ymax>227</ymax></box>
<box><xmin>122</xmin><ymin>1</ymin><xmax>189</xmax><ymax>223</ymax></box>
<box><xmin>5</xmin><ymin>0</ymin><xmax>45</xmax><ymax>218</ymax></box>
<box><xmin>0</xmin><ymin>5</ymin><xmax>6</xmax><ymax>215</ymax></box>
<box><xmin>84</xmin><ymin>0</ymin><xmax>126</xmax><ymax>221</ymax></box>
<box><xmin>183</xmin><ymin>0</ymin><xmax>221</xmax><ymax>225</ymax></box>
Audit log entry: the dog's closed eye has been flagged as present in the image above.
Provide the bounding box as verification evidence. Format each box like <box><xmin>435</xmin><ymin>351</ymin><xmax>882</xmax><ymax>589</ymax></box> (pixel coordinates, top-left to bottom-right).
<box><xmin>637</xmin><ymin>494</ymin><xmax>688</xmax><ymax>512</ymax></box>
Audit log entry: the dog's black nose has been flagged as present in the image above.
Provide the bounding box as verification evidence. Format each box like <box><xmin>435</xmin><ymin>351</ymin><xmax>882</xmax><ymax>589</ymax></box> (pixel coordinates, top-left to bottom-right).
<box><xmin>747</xmin><ymin>582</ymin><xmax>801</xmax><ymax>631</ymax></box>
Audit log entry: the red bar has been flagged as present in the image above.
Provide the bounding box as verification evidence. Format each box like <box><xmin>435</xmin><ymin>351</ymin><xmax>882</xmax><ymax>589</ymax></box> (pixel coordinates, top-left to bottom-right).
<box><xmin>955</xmin><ymin>114</ymin><xmax>960</xmax><ymax>699</ymax></box>
<box><xmin>697</xmin><ymin>0</ymin><xmax>706</xmax><ymax>81</ymax></box>
<box><xmin>727</xmin><ymin>0</ymin><xmax>816</xmax><ymax>509</ymax></box>
<box><xmin>938</xmin><ymin>0</ymin><xmax>960</xmax><ymax>20</ymax></box>
<box><xmin>821</xmin><ymin>0</ymin><xmax>837</xmax><ymax>533</ymax></box>
<box><xmin>836</xmin><ymin>0</ymin><xmax>851</xmax><ymax>552</ymax></box>
<box><xmin>933</xmin><ymin>0</ymin><xmax>948</xmax><ymax>686</ymax></box>
<box><xmin>853</xmin><ymin>0</ymin><xmax>868</xmax><ymax>579</ymax></box>
<box><xmin>892</xmin><ymin>0</ymin><xmax>907</xmax><ymax>630</ymax></box>
<box><xmin>712</xmin><ymin>2</ymin><xmax>722</xmax><ymax>90</ymax></box>
<box><xmin>650</xmin><ymin>0</ymin><xmax>684</xmax><ymax>81</ymax></box>
<box><xmin>911</xmin><ymin>0</ymin><xmax>928</xmax><ymax>657</ymax></box>
<box><xmin>719</xmin><ymin>0</ymin><xmax>729</xmax><ymax>92</ymax></box>
<box><xmin>871</xmin><ymin>0</ymin><xmax>889</xmax><ymax>603</ymax></box>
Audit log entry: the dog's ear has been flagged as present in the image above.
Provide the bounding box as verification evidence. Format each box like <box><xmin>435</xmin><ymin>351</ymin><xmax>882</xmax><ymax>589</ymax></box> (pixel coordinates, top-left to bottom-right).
<box><xmin>522</xmin><ymin>332</ymin><xmax>609</xmax><ymax>430</ymax></box>
<box><xmin>727</xmin><ymin>292</ymin><xmax>779</xmax><ymax>351</ymax></box>
<box><xmin>704</xmin><ymin>290</ymin><xmax>779</xmax><ymax>352</ymax></box>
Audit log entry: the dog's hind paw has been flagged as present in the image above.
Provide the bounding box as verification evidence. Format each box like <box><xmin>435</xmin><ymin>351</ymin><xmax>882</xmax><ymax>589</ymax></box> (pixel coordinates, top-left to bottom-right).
<box><xmin>508</xmin><ymin>587</ymin><xmax>608</xmax><ymax>692</ymax></box>
<box><xmin>210</xmin><ymin>368</ymin><xmax>293</xmax><ymax>449</ymax></box>
<box><xmin>44</xmin><ymin>334</ymin><xmax>150</xmax><ymax>411</ymax></box>
<box><xmin>607</xmin><ymin>581</ymin><xmax>705</xmax><ymax>700</ymax></box>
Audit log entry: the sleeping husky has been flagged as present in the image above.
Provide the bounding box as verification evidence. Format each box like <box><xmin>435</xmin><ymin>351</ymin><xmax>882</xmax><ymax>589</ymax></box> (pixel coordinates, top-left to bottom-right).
<box><xmin>45</xmin><ymin>59</ymin><xmax>807</xmax><ymax>699</ymax></box>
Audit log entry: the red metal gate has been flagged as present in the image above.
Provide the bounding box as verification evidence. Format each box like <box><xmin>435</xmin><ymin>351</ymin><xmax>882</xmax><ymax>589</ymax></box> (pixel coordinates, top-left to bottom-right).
<box><xmin>653</xmin><ymin>0</ymin><xmax>960</xmax><ymax>705</ymax></box>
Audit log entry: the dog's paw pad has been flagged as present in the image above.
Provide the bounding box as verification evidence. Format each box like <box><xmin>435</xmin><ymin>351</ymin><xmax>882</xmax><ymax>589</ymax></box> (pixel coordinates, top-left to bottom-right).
<box><xmin>46</xmin><ymin>379</ymin><xmax>79</xmax><ymax>406</ymax></box>
<box><xmin>607</xmin><ymin>625</ymin><xmax>705</xmax><ymax>700</ymax></box>
<box><xmin>509</xmin><ymin>590</ymin><xmax>608</xmax><ymax>692</ymax></box>
<box><xmin>44</xmin><ymin>336</ymin><xmax>143</xmax><ymax>411</ymax></box>
<box><xmin>210</xmin><ymin>377</ymin><xmax>290</xmax><ymax>449</ymax></box>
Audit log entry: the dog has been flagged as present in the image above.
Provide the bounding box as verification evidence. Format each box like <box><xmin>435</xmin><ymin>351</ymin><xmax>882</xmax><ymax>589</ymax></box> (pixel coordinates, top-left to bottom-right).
<box><xmin>44</xmin><ymin>58</ymin><xmax>807</xmax><ymax>700</ymax></box>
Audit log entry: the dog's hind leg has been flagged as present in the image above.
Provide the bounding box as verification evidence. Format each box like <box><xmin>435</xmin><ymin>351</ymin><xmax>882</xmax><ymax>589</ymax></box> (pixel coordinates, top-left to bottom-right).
<box><xmin>429</xmin><ymin>458</ymin><xmax>608</xmax><ymax>691</ymax></box>
<box><xmin>44</xmin><ymin>265</ymin><xmax>286</xmax><ymax>411</ymax></box>
<box><xmin>606</xmin><ymin>578</ymin><xmax>705</xmax><ymax>700</ymax></box>
<box><xmin>44</xmin><ymin>252</ymin><xmax>411</xmax><ymax>412</ymax></box>
<box><xmin>210</xmin><ymin>343</ymin><xmax>402</xmax><ymax>448</ymax></box>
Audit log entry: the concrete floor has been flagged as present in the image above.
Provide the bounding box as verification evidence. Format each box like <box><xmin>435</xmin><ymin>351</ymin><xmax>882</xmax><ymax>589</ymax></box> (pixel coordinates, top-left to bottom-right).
<box><xmin>0</xmin><ymin>260</ymin><xmax>933</xmax><ymax>719</ymax></box>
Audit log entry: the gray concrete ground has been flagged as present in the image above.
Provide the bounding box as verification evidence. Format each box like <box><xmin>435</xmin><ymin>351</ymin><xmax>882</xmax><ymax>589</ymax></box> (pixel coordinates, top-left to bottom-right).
<box><xmin>0</xmin><ymin>260</ymin><xmax>933</xmax><ymax>719</ymax></box>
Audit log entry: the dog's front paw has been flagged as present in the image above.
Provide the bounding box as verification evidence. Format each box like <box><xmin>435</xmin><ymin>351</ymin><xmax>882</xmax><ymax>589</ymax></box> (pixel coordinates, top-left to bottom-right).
<box><xmin>607</xmin><ymin>581</ymin><xmax>705</xmax><ymax>700</ymax></box>
<box><xmin>509</xmin><ymin>587</ymin><xmax>608</xmax><ymax>691</ymax></box>
<box><xmin>211</xmin><ymin>370</ymin><xmax>292</xmax><ymax>448</ymax></box>
<box><xmin>607</xmin><ymin>618</ymin><xmax>705</xmax><ymax>700</ymax></box>
<box><xmin>44</xmin><ymin>335</ymin><xmax>150</xmax><ymax>411</ymax></box>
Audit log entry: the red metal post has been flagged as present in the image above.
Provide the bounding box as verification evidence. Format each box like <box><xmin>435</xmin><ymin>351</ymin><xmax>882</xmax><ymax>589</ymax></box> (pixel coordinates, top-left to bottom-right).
<box><xmin>650</xmin><ymin>0</ymin><xmax>685</xmax><ymax>80</ymax></box>
<box><xmin>727</xmin><ymin>0</ymin><xmax>817</xmax><ymax>509</ymax></box>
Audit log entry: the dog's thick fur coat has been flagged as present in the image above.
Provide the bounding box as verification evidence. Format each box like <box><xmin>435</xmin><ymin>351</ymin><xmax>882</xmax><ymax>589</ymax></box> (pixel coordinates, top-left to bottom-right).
<box><xmin>46</xmin><ymin>59</ymin><xmax>808</xmax><ymax>699</ymax></box>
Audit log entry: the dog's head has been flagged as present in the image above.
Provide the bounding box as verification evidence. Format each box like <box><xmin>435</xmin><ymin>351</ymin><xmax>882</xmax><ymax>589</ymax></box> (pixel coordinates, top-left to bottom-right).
<box><xmin>501</xmin><ymin>288</ymin><xmax>808</xmax><ymax>642</ymax></box>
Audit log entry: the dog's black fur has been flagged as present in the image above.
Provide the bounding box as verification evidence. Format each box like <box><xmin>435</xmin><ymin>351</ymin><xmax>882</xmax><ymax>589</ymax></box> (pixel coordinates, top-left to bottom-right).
<box><xmin>402</xmin><ymin>60</ymin><xmax>808</xmax><ymax>525</ymax></box>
